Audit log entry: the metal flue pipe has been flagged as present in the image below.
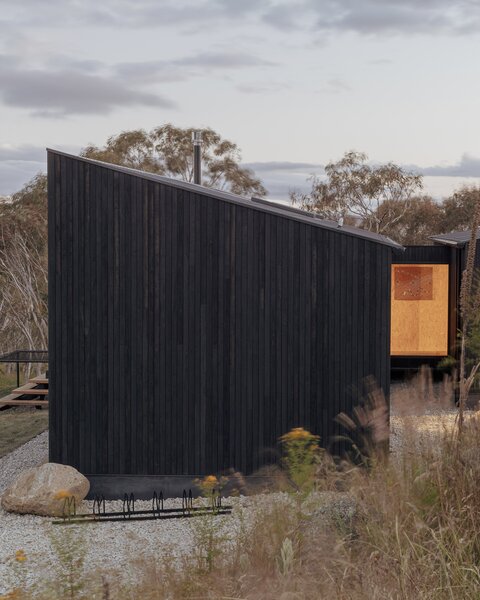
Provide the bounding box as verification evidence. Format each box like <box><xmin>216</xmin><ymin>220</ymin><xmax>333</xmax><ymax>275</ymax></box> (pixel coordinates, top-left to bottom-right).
<box><xmin>192</xmin><ymin>131</ymin><xmax>202</xmax><ymax>185</ymax></box>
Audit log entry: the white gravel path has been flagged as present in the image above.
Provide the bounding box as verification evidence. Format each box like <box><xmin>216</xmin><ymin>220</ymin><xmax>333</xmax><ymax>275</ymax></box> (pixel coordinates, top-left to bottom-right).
<box><xmin>0</xmin><ymin>433</ymin><xmax>284</xmax><ymax>594</ymax></box>
<box><xmin>0</xmin><ymin>431</ymin><xmax>49</xmax><ymax>495</ymax></box>
<box><xmin>389</xmin><ymin>380</ymin><xmax>478</xmax><ymax>456</ymax></box>
<box><xmin>0</xmin><ymin>494</ymin><xmax>244</xmax><ymax>594</ymax></box>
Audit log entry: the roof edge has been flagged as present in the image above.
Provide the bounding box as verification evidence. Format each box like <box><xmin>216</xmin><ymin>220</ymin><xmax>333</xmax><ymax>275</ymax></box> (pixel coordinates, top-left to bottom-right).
<box><xmin>47</xmin><ymin>148</ymin><xmax>404</xmax><ymax>250</ymax></box>
<box><xmin>429</xmin><ymin>236</ymin><xmax>464</xmax><ymax>247</ymax></box>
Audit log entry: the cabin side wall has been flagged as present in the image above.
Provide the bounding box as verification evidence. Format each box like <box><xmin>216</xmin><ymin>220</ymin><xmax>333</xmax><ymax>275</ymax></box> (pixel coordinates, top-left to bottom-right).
<box><xmin>48</xmin><ymin>153</ymin><xmax>391</xmax><ymax>479</ymax></box>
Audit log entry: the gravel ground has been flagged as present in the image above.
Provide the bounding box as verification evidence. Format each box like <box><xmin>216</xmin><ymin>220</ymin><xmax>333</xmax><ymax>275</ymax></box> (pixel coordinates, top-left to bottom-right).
<box><xmin>0</xmin><ymin>433</ymin><xmax>258</xmax><ymax>595</ymax></box>
<box><xmin>0</xmin><ymin>432</ymin><xmax>196</xmax><ymax>591</ymax></box>
<box><xmin>390</xmin><ymin>412</ymin><xmax>459</xmax><ymax>456</ymax></box>
<box><xmin>0</xmin><ymin>493</ymin><xmax>245</xmax><ymax>594</ymax></box>
<box><xmin>0</xmin><ymin>433</ymin><xmax>334</xmax><ymax>594</ymax></box>
<box><xmin>0</xmin><ymin>381</ymin><xmax>475</xmax><ymax>594</ymax></box>
<box><xmin>0</xmin><ymin>431</ymin><xmax>48</xmax><ymax>495</ymax></box>
<box><xmin>389</xmin><ymin>380</ymin><xmax>476</xmax><ymax>456</ymax></box>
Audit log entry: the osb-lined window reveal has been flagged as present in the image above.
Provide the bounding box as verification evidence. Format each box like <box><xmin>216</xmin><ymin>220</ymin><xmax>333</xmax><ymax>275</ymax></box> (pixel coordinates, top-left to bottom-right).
<box><xmin>394</xmin><ymin>266</ymin><xmax>433</xmax><ymax>301</ymax></box>
<box><xmin>391</xmin><ymin>263</ymin><xmax>449</xmax><ymax>357</ymax></box>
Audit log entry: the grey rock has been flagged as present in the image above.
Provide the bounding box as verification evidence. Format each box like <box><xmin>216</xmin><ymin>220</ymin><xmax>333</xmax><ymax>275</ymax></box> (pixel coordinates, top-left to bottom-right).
<box><xmin>1</xmin><ymin>462</ymin><xmax>89</xmax><ymax>516</ymax></box>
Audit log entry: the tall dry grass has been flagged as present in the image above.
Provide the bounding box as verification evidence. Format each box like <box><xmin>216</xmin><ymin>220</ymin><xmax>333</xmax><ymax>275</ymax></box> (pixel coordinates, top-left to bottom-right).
<box><xmin>5</xmin><ymin>370</ymin><xmax>480</xmax><ymax>599</ymax></box>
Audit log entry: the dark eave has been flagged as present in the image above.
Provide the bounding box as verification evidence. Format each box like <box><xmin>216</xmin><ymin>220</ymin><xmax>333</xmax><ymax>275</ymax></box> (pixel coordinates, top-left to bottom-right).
<box><xmin>429</xmin><ymin>229</ymin><xmax>480</xmax><ymax>248</ymax></box>
<box><xmin>47</xmin><ymin>149</ymin><xmax>403</xmax><ymax>250</ymax></box>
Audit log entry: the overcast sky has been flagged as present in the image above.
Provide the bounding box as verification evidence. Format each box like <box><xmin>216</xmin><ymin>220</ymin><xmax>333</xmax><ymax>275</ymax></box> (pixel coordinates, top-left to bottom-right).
<box><xmin>1</xmin><ymin>0</ymin><xmax>480</xmax><ymax>199</ymax></box>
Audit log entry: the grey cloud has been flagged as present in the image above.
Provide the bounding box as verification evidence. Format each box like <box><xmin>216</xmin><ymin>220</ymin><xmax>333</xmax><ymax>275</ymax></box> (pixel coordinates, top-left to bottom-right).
<box><xmin>0</xmin><ymin>47</ymin><xmax>274</xmax><ymax>118</ymax></box>
<box><xmin>316</xmin><ymin>78</ymin><xmax>351</xmax><ymax>94</ymax></box>
<box><xmin>91</xmin><ymin>0</ymin><xmax>264</xmax><ymax>28</ymax></box>
<box><xmin>264</xmin><ymin>0</ymin><xmax>480</xmax><ymax>36</ymax></box>
<box><xmin>116</xmin><ymin>51</ymin><xmax>277</xmax><ymax>84</ymax></box>
<box><xmin>3</xmin><ymin>0</ymin><xmax>480</xmax><ymax>37</ymax></box>
<box><xmin>0</xmin><ymin>56</ymin><xmax>176</xmax><ymax>117</ymax></box>
<box><xmin>174</xmin><ymin>51</ymin><xmax>276</xmax><ymax>68</ymax></box>
<box><xmin>261</xmin><ymin>3</ymin><xmax>302</xmax><ymax>31</ymax></box>
<box><xmin>246</xmin><ymin>155</ymin><xmax>480</xmax><ymax>180</ymax></box>
<box><xmin>242</xmin><ymin>161</ymin><xmax>325</xmax><ymax>199</ymax></box>
<box><xmin>419</xmin><ymin>154</ymin><xmax>480</xmax><ymax>177</ymax></box>
<box><xmin>0</xmin><ymin>144</ymin><xmax>80</xmax><ymax>194</ymax></box>
<box><xmin>0</xmin><ymin>162</ymin><xmax>42</xmax><ymax>195</ymax></box>
<box><xmin>243</xmin><ymin>161</ymin><xmax>323</xmax><ymax>172</ymax></box>
<box><xmin>0</xmin><ymin>145</ymin><xmax>46</xmax><ymax>163</ymax></box>
<box><xmin>1</xmin><ymin>0</ymin><xmax>272</xmax><ymax>29</ymax></box>
<box><xmin>0</xmin><ymin>145</ymin><xmax>45</xmax><ymax>194</ymax></box>
<box><xmin>320</xmin><ymin>4</ymin><xmax>446</xmax><ymax>35</ymax></box>
<box><xmin>46</xmin><ymin>56</ymin><xmax>105</xmax><ymax>73</ymax></box>
<box><xmin>236</xmin><ymin>81</ymin><xmax>289</xmax><ymax>94</ymax></box>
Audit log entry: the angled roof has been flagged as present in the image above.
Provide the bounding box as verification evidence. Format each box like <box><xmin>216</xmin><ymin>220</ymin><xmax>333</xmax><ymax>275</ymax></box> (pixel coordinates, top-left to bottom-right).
<box><xmin>47</xmin><ymin>149</ymin><xmax>403</xmax><ymax>250</ymax></box>
<box><xmin>430</xmin><ymin>230</ymin><xmax>480</xmax><ymax>247</ymax></box>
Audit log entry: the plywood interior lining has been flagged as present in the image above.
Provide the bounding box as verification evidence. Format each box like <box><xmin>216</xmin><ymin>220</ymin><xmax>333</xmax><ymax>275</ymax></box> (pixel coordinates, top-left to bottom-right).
<box><xmin>391</xmin><ymin>263</ymin><xmax>449</xmax><ymax>356</ymax></box>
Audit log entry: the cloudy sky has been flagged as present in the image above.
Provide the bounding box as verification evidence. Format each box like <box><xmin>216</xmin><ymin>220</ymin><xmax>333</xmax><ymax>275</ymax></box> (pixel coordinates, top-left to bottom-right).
<box><xmin>1</xmin><ymin>0</ymin><xmax>480</xmax><ymax>199</ymax></box>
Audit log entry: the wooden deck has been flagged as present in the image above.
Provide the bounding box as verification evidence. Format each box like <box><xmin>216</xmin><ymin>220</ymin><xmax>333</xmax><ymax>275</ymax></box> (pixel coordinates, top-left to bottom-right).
<box><xmin>12</xmin><ymin>383</ymin><xmax>48</xmax><ymax>395</ymax></box>
<box><xmin>29</xmin><ymin>376</ymin><xmax>49</xmax><ymax>385</ymax></box>
<box><xmin>0</xmin><ymin>375</ymin><xmax>49</xmax><ymax>410</ymax></box>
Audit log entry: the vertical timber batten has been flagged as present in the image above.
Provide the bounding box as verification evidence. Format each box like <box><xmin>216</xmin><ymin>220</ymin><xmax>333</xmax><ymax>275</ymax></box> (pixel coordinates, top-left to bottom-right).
<box><xmin>48</xmin><ymin>150</ymin><xmax>394</xmax><ymax>496</ymax></box>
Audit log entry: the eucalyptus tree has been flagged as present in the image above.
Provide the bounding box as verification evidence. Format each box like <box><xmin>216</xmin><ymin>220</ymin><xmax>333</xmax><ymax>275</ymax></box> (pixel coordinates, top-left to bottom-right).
<box><xmin>292</xmin><ymin>151</ymin><xmax>423</xmax><ymax>236</ymax></box>
<box><xmin>82</xmin><ymin>124</ymin><xmax>267</xmax><ymax>197</ymax></box>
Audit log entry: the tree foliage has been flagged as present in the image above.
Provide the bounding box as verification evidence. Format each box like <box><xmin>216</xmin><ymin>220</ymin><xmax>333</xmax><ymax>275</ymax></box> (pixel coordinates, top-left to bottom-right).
<box><xmin>441</xmin><ymin>187</ymin><xmax>480</xmax><ymax>233</ymax></box>
<box><xmin>378</xmin><ymin>186</ymin><xmax>480</xmax><ymax>244</ymax></box>
<box><xmin>375</xmin><ymin>196</ymin><xmax>444</xmax><ymax>245</ymax></box>
<box><xmin>0</xmin><ymin>173</ymin><xmax>48</xmax><ymax>354</ymax></box>
<box><xmin>82</xmin><ymin>124</ymin><xmax>267</xmax><ymax>197</ymax></box>
<box><xmin>455</xmin><ymin>188</ymin><xmax>480</xmax><ymax>431</ymax></box>
<box><xmin>292</xmin><ymin>151</ymin><xmax>423</xmax><ymax>235</ymax></box>
<box><xmin>293</xmin><ymin>152</ymin><xmax>480</xmax><ymax>245</ymax></box>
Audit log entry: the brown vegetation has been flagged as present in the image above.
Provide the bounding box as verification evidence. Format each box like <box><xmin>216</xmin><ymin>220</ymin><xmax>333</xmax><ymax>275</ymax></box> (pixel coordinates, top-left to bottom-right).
<box><xmin>4</xmin><ymin>374</ymin><xmax>480</xmax><ymax>599</ymax></box>
<box><xmin>0</xmin><ymin>174</ymin><xmax>48</xmax><ymax>357</ymax></box>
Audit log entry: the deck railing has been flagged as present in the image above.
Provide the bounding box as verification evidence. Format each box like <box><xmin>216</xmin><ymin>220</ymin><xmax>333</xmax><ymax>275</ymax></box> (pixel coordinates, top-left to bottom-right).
<box><xmin>0</xmin><ymin>350</ymin><xmax>48</xmax><ymax>387</ymax></box>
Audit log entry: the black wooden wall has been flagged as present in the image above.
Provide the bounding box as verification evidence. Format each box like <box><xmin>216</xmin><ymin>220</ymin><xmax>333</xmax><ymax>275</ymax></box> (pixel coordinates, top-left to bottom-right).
<box><xmin>48</xmin><ymin>151</ymin><xmax>392</xmax><ymax>478</ymax></box>
<box><xmin>394</xmin><ymin>245</ymin><xmax>452</xmax><ymax>264</ymax></box>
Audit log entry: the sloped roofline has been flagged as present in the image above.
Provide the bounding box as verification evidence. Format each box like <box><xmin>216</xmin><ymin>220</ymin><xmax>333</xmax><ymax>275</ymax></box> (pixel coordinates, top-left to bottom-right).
<box><xmin>47</xmin><ymin>149</ymin><xmax>404</xmax><ymax>250</ymax></box>
<box><xmin>429</xmin><ymin>229</ymin><xmax>480</xmax><ymax>247</ymax></box>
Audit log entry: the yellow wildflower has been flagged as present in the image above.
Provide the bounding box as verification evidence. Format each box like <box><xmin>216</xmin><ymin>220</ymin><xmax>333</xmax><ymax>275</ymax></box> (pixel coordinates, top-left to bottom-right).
<box><xmin>280</xmin><ymin>427</ymin><xmax>319</xmax><ymax>443</ymax></box>
<box><xmin>15</xmin><ymin>550</ymin><xmax>26</xmax><ymax>563</ymax></box>
<box><xmin>194</xmin><ymin>474</ymin><xmax>224</xmax><ymax>497</ymax></box>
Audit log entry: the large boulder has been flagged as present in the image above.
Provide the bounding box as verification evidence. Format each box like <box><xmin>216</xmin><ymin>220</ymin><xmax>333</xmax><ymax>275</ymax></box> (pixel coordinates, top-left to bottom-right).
<box><xmin>1</xmin><ymin>463</ymin><xmax>90</xmax><ymax>516</ymax></box>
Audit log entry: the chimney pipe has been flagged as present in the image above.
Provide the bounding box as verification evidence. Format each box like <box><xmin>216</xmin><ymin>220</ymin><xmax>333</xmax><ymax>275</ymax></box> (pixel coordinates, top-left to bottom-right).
<box><xmin>192</xmin><ymin>131</ymin><xmax>202</xmax><ymax>185</ymax></box>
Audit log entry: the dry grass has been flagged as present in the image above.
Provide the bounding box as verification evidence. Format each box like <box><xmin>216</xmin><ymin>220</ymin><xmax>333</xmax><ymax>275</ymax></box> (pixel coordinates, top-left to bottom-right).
<box><xmin>0</xmin><ymin>368</ymin><xmax>17</xmax><ymax>398</ymax></box>
<box><xmin>4</xmin><ymin>369</ymin><xmax>480</xmax><ymax>599</ymax></box>
<box><xmin>0</xmin><ymin>408</ymin><xmax>49</xmax><ymax>458</ymax></box>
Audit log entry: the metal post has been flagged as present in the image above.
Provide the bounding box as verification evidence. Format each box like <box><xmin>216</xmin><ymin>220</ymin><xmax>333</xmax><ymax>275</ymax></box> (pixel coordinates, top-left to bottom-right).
<box><xmin>192</xmin><ymin>131</ymin><xmax>202</xmax><ymax>185</ymax></box>
<box><xmin>16</xmin><ymin>361</ymin><xmax>20</xmax><ymax>387</ymax></box>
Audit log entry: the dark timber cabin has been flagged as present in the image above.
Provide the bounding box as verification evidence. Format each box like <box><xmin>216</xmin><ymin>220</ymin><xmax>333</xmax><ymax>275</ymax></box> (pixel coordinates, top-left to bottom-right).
<box><xmin>391</xmin><ymin>230</ymin><xmax>480</xmax><ymax>373</ymax></box>
<box><xmin>48</xmin><ymin>150</ymin><xmax>402</xmax><ymax>497</ymax></box>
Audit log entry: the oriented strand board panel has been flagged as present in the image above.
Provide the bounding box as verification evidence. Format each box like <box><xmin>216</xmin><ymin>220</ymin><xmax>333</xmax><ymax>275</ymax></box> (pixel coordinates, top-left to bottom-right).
<box><xmin>391</xmin><ymin>263</ymin><xmax>449</xmax><ymax>356</ymax></box>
